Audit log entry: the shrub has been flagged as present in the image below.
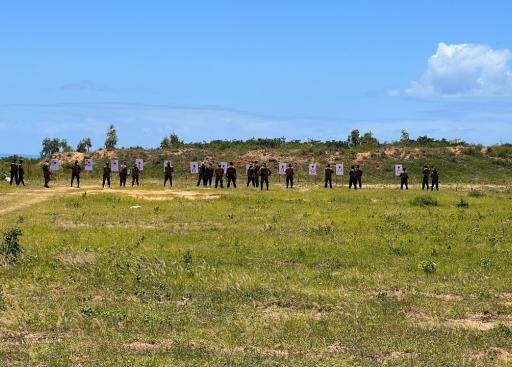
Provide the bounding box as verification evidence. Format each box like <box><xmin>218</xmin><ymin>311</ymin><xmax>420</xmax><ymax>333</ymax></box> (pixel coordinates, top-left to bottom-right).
<box><xmin>389</xmin><ymin>246</ymin><xmax>408</xmax><ymax>256</ymax></box>
<box><xmin>183</xmin><ymin>250</ymin><xmax>193</xmax><ymax>264</ymax></box>
<box><xmin>468</xmin><ymin>190</ymin><xmax>485</xmax><ymax>198</ymax></box>
<box><xmin>456</xmin><ymin>198</ymin><xmax>469</xmax><ymax>208</ymax></box>
<box><xmin>412</xmin><ymin>195</ymin><xmax>438</xmax><ymax>207</ymax></box>
<box><xmin>1</xmin><ymin>227</ymin><xmax>23</xmax><ymax>264</ymax></box>
<box><xmin>419</xmin><ymin>260</ymin><xmax>437</xmax><ymax>274</ymax></box>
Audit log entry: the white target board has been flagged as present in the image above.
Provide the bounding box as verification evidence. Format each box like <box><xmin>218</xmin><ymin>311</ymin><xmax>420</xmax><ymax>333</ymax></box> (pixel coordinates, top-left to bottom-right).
<box><xmin>50</xmin><ymin>159</ymin><xmax>60</xmax><ymax>171</ymax></box>
<box><xmin>135</xmin><ymin>159</ymin><xmax>144</xmax><ymax>171</ymax></box>
<box><xmin>394</xmin><ymin>164</ymin><xmax>403</xmax><ymax>176</ymax></box>
<box><xmin>84</xmin><ymin>159</ymin><xmax>93</xmax><ymax>172</ymax></box>
<box><xmin>278</xmin><ymin>162</ymin><xmax>288</xmax><ymax>175</ymax></box>
<box><xmin>220</xmin><ymin>162</ymin><xmax>228</xmax><ymax>174</ymax></box>
<box><xmin>111</xmin><ymin>159</ymin><xmax>119</xmax><ymax>172</ymax></box>
<box><xmin>164</xmin><ymin>160</ymin><xmax>172</xmax><ymax>168</ymax></box>
<box><xmin>190</xmin><ymin>162</ymin><xmax>199</xmax><ymax>174</ymax></box>
<box><xmin>308</xmin><ymin>163</ymin><xmax>318</xmax><ymax>175</ymax></box>
<box><xmin>335</xmin><ymin>163</ymin><xmax>344</xmax><ymax>176</ymax></box>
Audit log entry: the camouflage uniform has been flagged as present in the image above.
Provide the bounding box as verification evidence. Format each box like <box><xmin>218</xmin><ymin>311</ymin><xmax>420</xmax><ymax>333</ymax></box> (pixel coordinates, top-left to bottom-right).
<box><xmin>259</xmin><ymin>165</ymin><xmax>271</xmax><ymax>191</ymax></box>
<box><xmin>71</xmin><ymin>161</ymin><xmax>81</xmax><ymax>188</ymax></box>
<box><xmin>164</xmin><ymin>163</ymin><xmax>174</xmax><ymax>187</ymax></box>
<box><xmin>400</xmin><ymin>170</ymin><xmax>409</xmax><ymax>190</ymax></box>
<box><xmin>119</xmin><ymin>163</ymin><xmax>128</xmax><ymax>187</ymax></box>
<box><xmin>214</xmin><ymin>166</ymin><xmax>224</xmax><ymax>188</ymax></box>
<box><xmin>102</xmin><ymin>164</ymin><xmax>111</xmax><ymax>188</ymax></box>
<box><xmin>324</xmin><ymin>165</ymin><xmax>334</xmax><ymax>189</ymax></box>
<box><xmin>10</xmin><ymin>160</ymin><xmax>18</xmax><ymax>186</ymax></box>
<box><xmin>17</xmin><ymin>160</ymin><xmax>25</xmax><ymax>186</ymax></box>
<box><xmin>285</xmin><ymin>165</ymin><xmax>294</xmax><ymax>188</ymax></box>
<box><xmin>42</xmin><ymin>161</ymin><xmax>51</xmax><ymax>188</ymax></box>
<box><xmin>246</xmin><ymin>165</ymin><xmax>256</xmax><ymax>187</ymax></box>
<box><xmin>226</xmin><ymin>164</ymin><xmax>237</xmax><ymax>188</ymax></box>
<box><xmin>132</xmin><ymin>164</ymin><xmax>140</xmax><ymax>186</ymax></box>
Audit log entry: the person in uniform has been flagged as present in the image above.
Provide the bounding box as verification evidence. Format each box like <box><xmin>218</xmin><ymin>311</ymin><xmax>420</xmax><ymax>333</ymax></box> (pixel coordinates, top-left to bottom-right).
<box><xmin>9</xmin><ymin>159</ymin><xmax>18</xmax><ymax>186</ymax></box>
<box><xmin>324</xmin><ymin>164</ymin><xmax>334</xmax><ymax>189</ymax></box>
<box><xmin>226</xmin><ymin>162</ymin><xmax>237</xmax><ymax>188</ymax></box>
<box><xmin>214</xmin><ymin>164</ymin><xmax>224</xmax><ymax>188</ymax></box>
<box><xmin>206</xmin><ymin>163</ymin><xmax>214</xmax><ymax>187</ymax></box>
<box><xmin>400</xmin><ymin>167</ymin><xmax>409</xmax><ymax>190</ymax></box>
<box><xmin>254</xmin><ymin>161</ymin><xmax>261</xmax><ymax>188</ymax></box>
<box><xmin>42</xmin><ymin>160</ymin><xmax>51</xmax><ymax>188</ymax></box>
<box><xmin>119</xmin><ymin>161</ymin><xmax>128</xmax><ymax>187</ymax></box>
<box><xmin>349</xmin><ymin>165</ymin><xmax>357</xmax><ymax>189</ymax></box>
<box><xmin>259</xmin><ymin>163</ymin><xmax>271</xmax><ymax>191</ymax></box>
<box><xmin>17</xmin><ymin>160</ymin><xmax>25</xmax><ymax>186</ymax></box>
<box><xmin>422</xmin><ymin>165</ymin><xmax>430</xmax><ymax>190</ymax></box>
<box><xmin>132</xmin><ymin>162</ymin><xmax>140</xmax><ymax>187</ymax></box>
<box><xmin>70</xmin><ymin>160</ymin><xmax>81</xmax><ymax>188</ymax></box>
<box><xmin>102</xmin><ymin>162</ymin><xmax>111</xmax><ymax>188</ymax></box>
<box><xmin>197</xmin><ymin>162</ymin><xmax>206</xmax><ymax>186</ymax></box>
<box><xmin>356</xmin><ymin>165</ymin><xmax>363</xmax><ymax>188</ymax></box>
<box><xmin>431</xmin><ymin>168</ymin><xmax>439</xmax><ymax>191</ymax></box>
<box><xmin>164</xmin><ymin>161</ymin><xmax>174</xmax><ymax>187</ymax></box>
<box><xmin>246</xmin><ymin>163</ymin><xmax>255</xmax><ymax>187</ymax></box>
<box><xmin>285</xmin><ymin>164</ymin><xmax>294</xmax><ymax>188</ymax></box>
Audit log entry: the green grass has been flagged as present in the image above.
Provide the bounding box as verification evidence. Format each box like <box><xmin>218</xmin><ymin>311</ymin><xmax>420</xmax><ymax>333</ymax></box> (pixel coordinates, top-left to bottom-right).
<box><xmin>1</xmin><ymin>182</ymin><xmax>511</xmax><ymax>366</ymax></box>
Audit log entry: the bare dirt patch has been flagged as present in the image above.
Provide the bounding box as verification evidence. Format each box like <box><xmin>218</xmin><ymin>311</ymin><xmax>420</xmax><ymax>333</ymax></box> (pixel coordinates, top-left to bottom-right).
<box><xmin>124</xmin><ymin>339</ymin><xmax>174</xmax><ymax>351</ymax></box>
<box><xmin>446</xmin><ymin>312</ymin><xmax>512</xmax><ymax>331</ymax></box>
<box><xmin>355</xmin><ymin>152</ymin><xmax>371</xmax><ymax>161</ymax></box>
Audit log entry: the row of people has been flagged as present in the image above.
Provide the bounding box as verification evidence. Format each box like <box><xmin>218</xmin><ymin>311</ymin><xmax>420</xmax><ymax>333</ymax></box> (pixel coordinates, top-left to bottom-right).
<box><xmin>400</xmin><ymin>165</ymin><xmax>440</xmax><ymax>191</ymax></box>
<box><xmin>8</xmin><ymin>159</ymin><xmax>26</xmax><ymax>186</ymax></box>
<box><xmin>14</xmin><ymin>159</ymin><xmax>439</xmax><ymax>190</ymax></box>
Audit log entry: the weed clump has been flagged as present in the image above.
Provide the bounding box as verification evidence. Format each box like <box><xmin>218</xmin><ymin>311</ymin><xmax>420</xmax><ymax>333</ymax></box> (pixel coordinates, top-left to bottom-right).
<box><xmin>468</xmin><ymin>190</ymin><xmax>485</xmax><ymax>198</ymax></box>
<box><xmin>412</xmin><ymin>195</ymin><xmax>438</xmax><ymax>207</ymax></box>
<box><xmin>456</xmin><ymin>198</ymin><xmax>469</xmax><ymax>208</ymax></box>
<box><xmin>419</xmin><ymin>260</ymin><xmax>437</xmax><ymax>274</ymax></box>
<box><xmin>1</xmin><ymin>227</ymin><xmax>23</xmax><ymax>264</ymax></box>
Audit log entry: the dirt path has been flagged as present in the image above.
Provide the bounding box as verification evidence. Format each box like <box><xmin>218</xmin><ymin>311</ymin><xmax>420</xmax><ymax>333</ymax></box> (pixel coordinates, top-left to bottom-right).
<box><xmin>0</xmin><ymin>185</ymin><xmax>220</xmax><ymax>215</ymax></box>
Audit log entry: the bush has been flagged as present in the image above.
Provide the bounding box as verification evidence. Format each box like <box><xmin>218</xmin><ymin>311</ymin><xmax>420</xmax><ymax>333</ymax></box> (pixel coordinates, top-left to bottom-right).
<box><xmin>468</xmin><ymin>190</ymin><xmax>485</xmax><ymax>198</ymax></box>
<box><xmin>412</xmin><ymin>196</ymin><xmax>438</xmax><ymax>207</ymax></box>
<box><xmin>1</xmin><ymin>227</ymin><xmax>23</xmax><ymax>264</ymax></box>
<box><xmin>456</xmin><ymin>198</ymin><xmax>469</xmax><ymax>208</ymax></box>
<box><xmin>419</xmin><ymin>260</ymin><xmax>437</xmax><ymax>274</ymax></box>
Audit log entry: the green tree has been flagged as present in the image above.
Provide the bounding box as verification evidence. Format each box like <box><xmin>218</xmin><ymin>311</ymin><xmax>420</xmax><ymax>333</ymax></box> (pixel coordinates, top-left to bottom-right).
<box><xmin>104</xmin><ymin>124</ymin><xmax>118</xmax><ymax>150</ymax></box>
<box><xmin>361</xmin><ymin>131</ymin><xmax>379</xmax><ymax>145</ymax></box>
<box><xmin>77</xmin><ymin>137</ymin><xmax>92</xmax><ymax>153</ymax></box>
<box><xmin>170</xmin><ymin>132</ymin><xmax>183</xmax><ymax>148</ymax></box>
<box><xmin>400</xmin><ymin>129</ymin><xmax>410</xmax><ymax>144</ymax></box>
<box><xmin>40</xmin><ymin>138</ymin><xmax>62</xmax><ymax>158</ymax></box>
<box><xmin>160</xmin><ymin>136</ymin><xmax>171</xmax><ymax>149</ymax></box>
<box><xmin>347</xmin><ymin>129</ymin><xmax>361</xmax><ymax>147</ymax></box>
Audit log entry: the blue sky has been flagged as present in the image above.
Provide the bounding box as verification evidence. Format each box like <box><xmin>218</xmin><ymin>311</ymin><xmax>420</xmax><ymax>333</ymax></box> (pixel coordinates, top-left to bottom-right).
<box><xmin>1</xmin><ymin>1</ymin><xmax>512</xmax><ymax>154</ymax></box>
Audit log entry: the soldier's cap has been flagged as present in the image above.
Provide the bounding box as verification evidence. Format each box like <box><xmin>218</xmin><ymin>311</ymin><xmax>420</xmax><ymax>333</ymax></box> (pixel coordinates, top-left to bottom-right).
<box><xmin>75</xmin><ymin>160</ymin><xmax>78</xmax><ymax>164</ymax></box>
<box><xmin>123</xmin><ymin>161</ymin><xmax>127</xmax><ymax>164</ymax></box>
<box><xmin>327</xmin><ymin>164</ymin><xmax>331</xmax><ymax>167</ymax></box>
<box><xmin>229</xmin><ymin>162</ymin><xmax>233</xmax><ymax>165</ymax></box>
<box><xmin>218</xmin><ymin>164</ymin><xmax>221</xmax><ymax>167</ymax></box>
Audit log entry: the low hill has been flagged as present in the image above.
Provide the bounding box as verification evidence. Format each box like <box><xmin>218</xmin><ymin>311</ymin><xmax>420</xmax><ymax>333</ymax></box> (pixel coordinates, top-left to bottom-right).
<box><xmin>1</xmin><ymin>144</ymin><xmax>512</xmax><ymax>184</ymax></box>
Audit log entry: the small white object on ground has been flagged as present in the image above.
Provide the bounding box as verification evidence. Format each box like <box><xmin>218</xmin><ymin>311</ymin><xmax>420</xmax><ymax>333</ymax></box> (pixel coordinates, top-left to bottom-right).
<box><xmin>130</xmin><ymin>205</ymin><xmax>142</xmax><ymax>209</ymax></box>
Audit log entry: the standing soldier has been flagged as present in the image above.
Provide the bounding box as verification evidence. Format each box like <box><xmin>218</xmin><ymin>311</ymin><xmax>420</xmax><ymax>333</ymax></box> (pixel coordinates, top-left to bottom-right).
<box><xmin>197</xmin><ymin>162</ymin><xmax>206</xmax><ymax>186</ymax></box>
<box><xmin>226</xmin><ymin>162</ymin><xmax>237</xmax><ymax>188</ymax></box>
<box><xmin>246</xmin><ymin>163</ymin><xmax>256</xmax><ymax>187</ymax></box>
<box><xmin>254</xmin><ymin>161</ymin><xmax>261</xmax><ymax>188</ymax></box>
<box><xmin>324</xmin><ymin>164</ymin><xmax>334</xmax><ymax>189</ymax></box>
<box><xmin>214</xmin><ymin>164</ymin><xmax>224</xmax><ymax>188</ymax></box>
<box><xmin>285</xmin><ymin>163</ymin><xmax>294</xmax><ymax>188</ymax></box>
<box><xmin>42</xmin><ymin>160</ymin><xmax>51</xmax><ymax>188</ymax></box>
<box><xmin>356</xmin><ymin>165</ymin><xmax>363</xmax><ymax>188</ymax></box>
<box><xmin>132</xmin><ymin>162</ymin><xmax>140</xmax><ymax>187</ymax></box>
<box><xmin>9</xmin><ymin>159</ymin><xmax>18</xmax><ymax>186</ymax></box>
<box><xmin>349</xmin><ymin>165</ymin><xmax>357</xmax><ymax>189</ymax></box>
<box><xmin>71</xmin><ymin>160</ymin><xmax>81</xmax><ymax>188</ymax></box>
<box><xmin>102</xmin><ymin>162</ymin><xmax>111</xmax><ymax>188</ymax></box>
<box><xmin>119</xmin><ymin>161</ymin><xmax>128</xmax><ymax>187</ymax></box>
<box><xmin>206</xmin><ymin>163</ymin><xmax>214</xmax><ymax>187</ymax></box>
<box><xmin>400</xmin><ymin>167</ymin><xmax>409</xmax><ymax>190</ymax></box>
<box><xmin>164</xmin><ymin>161</ymin><xmax>174</xmax><ymax>187</ymax></box>
<box><xmin>422</xmin><ymin>165</ymin><xmax>430</xmax><ymax>190</ymax></box>
<box><xmin>17</xmin><ymin>160</ymin><xmax>25</xmax><ymax>186</ymax></box>
<box><xmin>431</xmin><ymin>168</ymin><xmax>439</xmax><ymax>191</ymax></box>
<box><xmin>259</xmin><ymin>163</ymin><xmax>271</xmax><ymax>191</ymax></box>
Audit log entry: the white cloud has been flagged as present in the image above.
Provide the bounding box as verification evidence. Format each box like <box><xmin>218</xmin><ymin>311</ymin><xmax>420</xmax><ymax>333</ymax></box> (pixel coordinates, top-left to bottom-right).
<box><xmin>406</xmin><ymin>43</ymin><xmax>512</xmax><ymax>97</ymax></box>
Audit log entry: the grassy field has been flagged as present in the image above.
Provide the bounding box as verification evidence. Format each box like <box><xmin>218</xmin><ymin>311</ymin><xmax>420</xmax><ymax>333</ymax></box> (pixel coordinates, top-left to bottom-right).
<box><xmin>1</xmin><ymin>180</ymin><xmax>512</xmax><ymax>366</ymax></box>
